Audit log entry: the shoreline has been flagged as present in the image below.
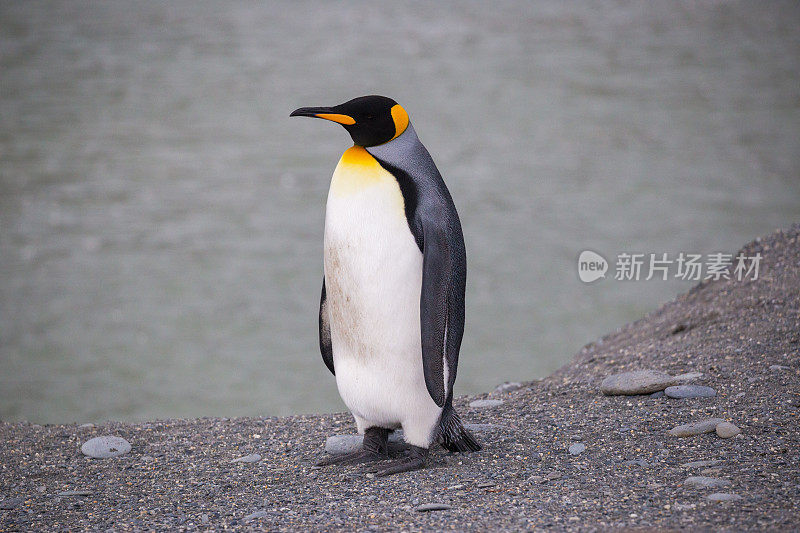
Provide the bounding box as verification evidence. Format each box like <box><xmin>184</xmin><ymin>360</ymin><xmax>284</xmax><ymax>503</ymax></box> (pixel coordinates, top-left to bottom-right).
<box><xmin>1</xmin><ymin>225</ymin><xmax>798</xmax><ymax>531</ymax></box>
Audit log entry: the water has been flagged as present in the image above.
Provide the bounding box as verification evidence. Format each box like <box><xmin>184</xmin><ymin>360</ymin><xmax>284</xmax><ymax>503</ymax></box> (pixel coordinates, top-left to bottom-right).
<box><xmin>1</xmin><ymin>1</ymin><xmax>798</xmax><ymax>424</ymax></box>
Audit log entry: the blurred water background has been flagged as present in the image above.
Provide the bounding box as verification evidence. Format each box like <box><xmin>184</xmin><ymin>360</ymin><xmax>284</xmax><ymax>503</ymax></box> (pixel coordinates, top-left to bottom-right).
<box><xmin>1</xmin><ymin>1</ymin><xmax>798</xmax><ymax>423</ymax></box>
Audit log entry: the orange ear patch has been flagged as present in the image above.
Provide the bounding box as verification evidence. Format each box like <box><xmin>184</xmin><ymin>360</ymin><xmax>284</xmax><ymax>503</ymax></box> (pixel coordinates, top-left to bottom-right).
<box><xmin>390</xmin><ymin>105</ymin><xmax>409</xmax><ymax>140</ymax></box>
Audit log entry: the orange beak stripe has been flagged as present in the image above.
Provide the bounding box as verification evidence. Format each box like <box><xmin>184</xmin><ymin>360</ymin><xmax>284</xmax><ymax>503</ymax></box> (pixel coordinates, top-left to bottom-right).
<box><xmin>314</xmin><ymin>113</ymin><xmax>356</xmax><ymax>125</ymax></box>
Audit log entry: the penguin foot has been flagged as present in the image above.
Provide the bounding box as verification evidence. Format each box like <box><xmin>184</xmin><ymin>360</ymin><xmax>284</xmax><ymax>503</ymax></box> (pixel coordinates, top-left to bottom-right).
<box><xmin>316</xmin><ymin>449</ymin><xmax>386</xmax><ymax>466</ymax></box>
<box><xmin>373</xmin><ymin>445</ymin><xmax>428</xmax><ymax>477</ymax></box>
<box><xmin>316</xmin><ymin>426</ymin><xmax>390</xmax><ymax>467</ymax></box>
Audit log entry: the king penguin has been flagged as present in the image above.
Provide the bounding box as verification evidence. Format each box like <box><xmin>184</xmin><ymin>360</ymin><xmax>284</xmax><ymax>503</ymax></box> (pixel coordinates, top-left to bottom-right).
<box><xmin>290</xmin><ymin>95</ymin><xmax>480</xmax><ymax>476</ymax></box>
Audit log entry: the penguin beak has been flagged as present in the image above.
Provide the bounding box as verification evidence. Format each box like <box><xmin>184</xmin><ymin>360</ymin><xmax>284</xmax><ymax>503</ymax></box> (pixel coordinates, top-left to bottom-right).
<box><xmin>290</xmin><ymin>106</ymin><xmax>355</xmax><ymax>125</ymax></box>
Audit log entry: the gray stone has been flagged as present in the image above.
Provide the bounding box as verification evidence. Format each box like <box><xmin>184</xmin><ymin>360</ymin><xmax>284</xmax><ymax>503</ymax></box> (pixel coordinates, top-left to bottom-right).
<box><xmin>325</xmin><ymin>433</ymin><xmax>403</xmax><ymax>455</ymax></box>
<box><xmin>415</xmin><ymin>503</ymin><xmax>452</xmax><ymax>512</ymax></box>
<box><xmin>494</xmin><ymin>382</ymin><xmax>523</xmax><ymax>394</ymax></box>
<box><xmin>769</xmin><ymin>365</ymin><xmax>790</xmax><ymax>371</ymax></box>
<box><xmin>600</xmin><ymin>370</ymin><xmax>675</xmax><ymax>395</ymax></box>
<box><xmin>668</xmin><ymin>418</ymin><xmax>724</xmax><ymax>437</ymax></box>
<box><xmin>568</xmin><ymin>443</ymin><xmax>586</xmax><ymax>455</ymax></box>
<box><xmin>707</xmin><ymin>492</ymin><xmax>743</xmax><ymax>502</ymax></box>
<box><xmin>58</xmin><ymin>490</ymin><xmax>93</xmax><ymax>497</ymax></box>
<box><xmin>673</xmin><ymin>372</ymin><xmax>704</xmax><ymax>383</ymax></box>
<box><xmin>665</xmin><ymin>385</ymin><xmax>716</xmax><ymax>399</ymax></box>
<box><xmin>681</xmin><ymin>460</ymin><xmax>722</xmax><ymax>468</ymax></box>
<box><xmin>78</xmin><ymin>423</ymin><xmax>95</xmax><ymax>429</ymax></box>
<box><xmin>243</xmin><ymin>510</ymin><xmax>268</xmax><ymax>522</ymax></box>
<box><xmin>231</xmin><ymin>453</ymin><xmax>261</xmax><ymax>463</ymax></box>
<box><xmin>81</xmin><ymin>436</ymin><xmax>131</xmax><ymax>458</ymax></box>
<box><xmin>716</xmin><ymin>422</ymin><xmax>741</xmax><ymax>438</ymax></box>
<box><xmin>684</xmin><ymin>476</ymin><xmax>732</xmax><ymax>489</ymax></box>
<box><xmin>0</xmin><ymin>497</ymin><xmax>23</xmax><ymax>510</ymax></box>
<box><xmin>469</xmin><ymin>399</ymin><xmax>504</xmax><ymax>408</ymax></box>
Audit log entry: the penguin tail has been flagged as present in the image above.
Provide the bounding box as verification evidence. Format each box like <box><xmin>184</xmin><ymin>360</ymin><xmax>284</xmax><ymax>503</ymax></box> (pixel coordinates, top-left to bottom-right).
<box><xmin>438</xmin><ymin>403</ymin><xmax>481</xmax><ymax>453</ymax></box>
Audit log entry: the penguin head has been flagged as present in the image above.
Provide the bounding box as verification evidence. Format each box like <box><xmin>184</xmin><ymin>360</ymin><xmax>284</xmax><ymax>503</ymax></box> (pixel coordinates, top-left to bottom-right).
<box><xmin>290</xmin><ymin>95</ymin><xmax>409</xmax><ymax>147</ymax></box>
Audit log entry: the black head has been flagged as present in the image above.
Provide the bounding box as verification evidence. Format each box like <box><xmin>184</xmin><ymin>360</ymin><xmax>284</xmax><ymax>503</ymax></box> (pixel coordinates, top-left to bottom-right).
<box><xmin>290</xmin><ymin>95</ymin><xmax>410</xmax><ymax>147</ymax></box>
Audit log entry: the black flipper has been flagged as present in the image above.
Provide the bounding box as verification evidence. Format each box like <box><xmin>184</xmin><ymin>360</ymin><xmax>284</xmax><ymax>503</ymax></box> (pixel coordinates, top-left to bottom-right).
<box><xmin>369</xmin><ymin>125</ymin><xmax>468</xmax><ymax>412</ymax></box>
<box><xmin>319</xmin><ymin>277</ymin><xmax>335</xmax><ymax>376</ymax></box>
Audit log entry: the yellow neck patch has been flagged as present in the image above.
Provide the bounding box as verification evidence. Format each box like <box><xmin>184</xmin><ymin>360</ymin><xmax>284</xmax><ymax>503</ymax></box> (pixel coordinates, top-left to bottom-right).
<box><xmin>329</xmin><ymin>146</ymin><xmax>406</xmax><ymax>215</ymax></box>
<box><xmin>330</xmin><ymin>146</ymin><xmax>387</xmax><ymax>197</ymax></box>
<box><xmin>390</xmin><ymin>105</ymin><xmax>409</xmax><ymax>141</ymax></box>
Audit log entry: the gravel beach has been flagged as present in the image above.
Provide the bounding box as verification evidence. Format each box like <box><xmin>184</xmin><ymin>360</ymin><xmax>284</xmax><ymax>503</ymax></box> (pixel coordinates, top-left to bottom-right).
<box><xmin>1</xmin><ymin>226</ymin><xmax>798</xmax><ymax>531</ymax></box>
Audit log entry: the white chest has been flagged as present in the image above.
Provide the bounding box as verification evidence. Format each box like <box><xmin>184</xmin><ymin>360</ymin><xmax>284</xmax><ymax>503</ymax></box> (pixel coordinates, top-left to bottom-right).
<box><xmin>322</xmin><ymin>146</ymin><xmax>423</xmax><ymax>359</ymax></box>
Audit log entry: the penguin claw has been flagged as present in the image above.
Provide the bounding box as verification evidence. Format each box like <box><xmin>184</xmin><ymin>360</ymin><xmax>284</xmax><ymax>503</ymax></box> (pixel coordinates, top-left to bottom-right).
<box><xmin>316</xmin><ymin>450</ymin><xmax>387</xmax><ymax>467</ymax></box>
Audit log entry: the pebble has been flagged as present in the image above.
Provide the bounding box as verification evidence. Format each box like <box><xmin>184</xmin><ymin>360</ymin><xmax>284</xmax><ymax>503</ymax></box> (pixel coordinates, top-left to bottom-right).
<box><xmin>477</xmin><ymin>482</ymin><xmax>496</xmax><ymax>489</ymax></box>
<box><xmin>622</xmin><ymin>459</ymin><xmax>648</xmax><ymax>467</ymax></box>
<box><xmin>58</xmin><ymin>490</ymin><xmax>93</xmax><ymax>497</ymax></box>
<box><xmin>681</xmin><ymin>460</ymin><xmax>722</xmax><ymax>468</ymax></box>
<box><xmin>665</xmin><ymin>385</ymin><xmax>716</xmax><ymax>399</ymax></box>
<box><xmin>81</xmin><ymin>436</ymin><xmax>131</xmax><ymax>458</ymax></box>
<box><xmin>200</xmin><ymin>514</ymin><xmax>209</xmax><ymax>524</ymax></box>
<box><xmin>463</xmin><ymin>423</ymin><xmax>508</xmax><ymax>433</ymax></box>
<box><xmin>684</xmin><ymin>476</ymin><xmax>732</xmax><ymax>489</ymax></box>
<box><xmin>494</xmin><ymin>381</ymin><xmax>524</xmax><ymax>394</ymax></box>
<box><xmin>668</xmin><ymin>418</ymin><xmax>724</xmax><ymax>437</ymax></box>
<box><xmin>600</xmin><ymin>370</ymin><xmax>675</xmax><ymax>395</ymax></box>
<box><xmin>716</xmin><ymin>422</ymin><xmax>741</xmax><ymax>438</ymax></box>
<box><xmin>545</xmin><ymin>471</ymin><xmax>562</xmax><ymax>481</ymax></box>
<box><xmin>673</xmin><ymin>372</ymin><xmax>704</xmax><ymax>383</ymax></box>
<box><xmin>0</xmin><ymin>497</ymin><xmax>23</xmax><ymax>510</ymax></box>
<box><xmin>243</xmin><ymin>510</ymin><xmax>268</xmax><ymax>522</ymax></box>
<box><xmin>469</xmin><ymin>399</ymin><xmax>504</xmax><ymax>408</ymax></box>
<box><xmin>415</xmin><ymin>503</ymin><xmax>452</xmax><ymax>512</ymax></box>
<box><xmin>231</xmin><ymin>453</ymin><xmax>261</xmax><ymax>463</ymax></box>
<box><xmin>707</xmin><ymin>493</ymin><xmax>743</xmax><ymax>502</ymax></box>
<box><xmin>78</xmin><ymin>423</ymin><xmax>95</xmax><ymax>429</ymax></box>
<box><xmin>769</xmin><ymin>365</ymin><xmax>789</xmax><ymax>371</ymax></box>
<box><xmin>568</xmin><ymin>443</ymin><xmax>586</xmax><ymax>456</ymax></box>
